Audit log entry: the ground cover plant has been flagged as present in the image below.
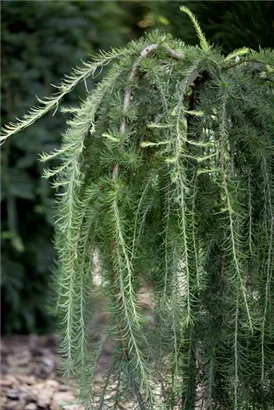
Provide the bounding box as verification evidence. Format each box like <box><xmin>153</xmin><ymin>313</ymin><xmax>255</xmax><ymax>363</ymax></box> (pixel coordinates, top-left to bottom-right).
<box><xmin>1</xmin><ymin>8</ymin><xmax>274</xmax><ymax>410</ymax></box>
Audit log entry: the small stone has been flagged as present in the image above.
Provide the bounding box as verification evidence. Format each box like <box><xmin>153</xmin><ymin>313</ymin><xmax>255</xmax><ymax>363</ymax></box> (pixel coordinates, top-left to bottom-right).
<box><xmin>17</xmin><ymin>375</ymin><xmax>36</xmax><ymax>385</ymax></box>
<box><xmin>52</xmin><ymin>391</ymin><xmax>76</xmax><ymax>410</ymax></box>
<box><xmin>0</xmin><ymin>396</ymin><xmax>7</xmax><ymax>406</ymax></box>
<box><xmin>37</xmin><ymin>386</ymin><xmax>56</xmax><ymax>408</ymax></box>
<box><xmin>41</xmin><ymin>356</ymin><xmax>55</xmax><ymax>368</ymax></box>
<box><xmin>58</xmin><ymin>384</ymin><xmax>71</xmax><ymax>392</ymax></box>
<box><xmin>25</xmin><ymin>404</ymin><xmax>37</xmax><ymax>410</ymax></box>
<box><xmin>32</xmin><ymin>382</ymin><xmax>45</xmax><ymax>391</ymax></box>
<box><xmin>45</xmin><ymin>379</ymin><xmax>59</xmax><ymax>389</ymax></box>
<box><xmin>30</xmin><ymin>361</ymin><xmax>53</xmax><ymax>379</ymax></box>
<box><xmin>6</xmin><ymin>401</ymin><xmax>22</xmax><ymax>410</ymax></box>
<box><xmin>20</xmin><ymin>389</ymin><xmax>37</xmax><ymax>403</ymax></box>
<box><xmin>0</xmin><ymin>375</ymin><xmax>17</xmax><ymax>387</ymax></box>
<box><xmin>7</xmin><ymin>352</ymin><xmax>31</xmax><ymax>367</ymax></box>
<box><xmin>7</xmin><ymin>388</ymin><xmax>20</xmax><ymax>399</ymax></box>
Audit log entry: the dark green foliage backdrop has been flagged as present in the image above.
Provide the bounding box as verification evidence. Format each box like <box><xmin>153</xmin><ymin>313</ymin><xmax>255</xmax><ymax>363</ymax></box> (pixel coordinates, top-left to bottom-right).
<box><xmin>1</xmin><ymin>0</ymin><xmax>137</xmax><ymax>334</ymax></box>
<box><xmin>153</xmin><ymin>1</ymin><xmax>274</xmax><ymax>53</ymax></box>
<box><xmin>1</xmin><ymin>0</ymin><xmax>274</xmax><ymax>334</ymax></box>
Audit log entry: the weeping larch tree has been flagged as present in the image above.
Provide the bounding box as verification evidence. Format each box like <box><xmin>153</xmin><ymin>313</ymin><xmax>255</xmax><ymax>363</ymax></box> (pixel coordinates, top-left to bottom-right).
<box><xmin>1</xmin><ymin>8</ymin><xmax>274</xmax><ymax>410</ymax></box>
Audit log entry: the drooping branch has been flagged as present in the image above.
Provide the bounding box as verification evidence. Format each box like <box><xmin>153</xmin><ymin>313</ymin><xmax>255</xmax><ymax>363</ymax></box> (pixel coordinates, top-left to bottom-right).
<box><xmin>110</xmin><ymin>43</ymin><xmax>184</xmax><ymax>405</ymax></box>
<box><xmin>112</xmin><ymin>43</ymin><xmax>183</xmax><ymax>179</ymax></box>
<box><xmin>0</xmin><ymin>48</ymin><xmax>133</xmax><ymax>143</ymax></box>
<box><xmin>223</xmin><ymin>58</ymin><xmax>274</xmax><ymax>71</ymax></box>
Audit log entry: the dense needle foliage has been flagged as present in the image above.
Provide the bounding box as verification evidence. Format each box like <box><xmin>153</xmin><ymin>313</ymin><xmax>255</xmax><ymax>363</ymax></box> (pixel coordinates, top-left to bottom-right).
<box><xmin>1</xmin><ymin>8</ymin><xmax>274</xmax><ymax>409</ymax></box>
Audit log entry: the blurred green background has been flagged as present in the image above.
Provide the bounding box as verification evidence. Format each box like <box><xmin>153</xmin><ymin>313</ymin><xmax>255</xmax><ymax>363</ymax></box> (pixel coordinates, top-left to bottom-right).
<box><xmin>1</xmin><ymin>0</ymin><xmax>274</xmax><ymax>335</ymax></box>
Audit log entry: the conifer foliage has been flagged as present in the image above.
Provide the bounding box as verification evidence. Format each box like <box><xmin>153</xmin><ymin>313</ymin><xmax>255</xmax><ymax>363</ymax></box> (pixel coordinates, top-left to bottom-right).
<box><xmin>1</xmin><ymin>8</ymin><xmax>274</xmax><ymax>410</ymax></box>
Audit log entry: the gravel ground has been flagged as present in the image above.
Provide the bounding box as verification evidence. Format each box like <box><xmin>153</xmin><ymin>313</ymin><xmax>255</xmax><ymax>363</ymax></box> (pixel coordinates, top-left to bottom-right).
<box><xmin>0</xmin><ymin>289</ymin><xmax>154</xmax><ymax>410</ymax></box>
<box><xmin>1</xmin><ymin>334</ymin><xmax>82</xmax><ymax>410</ymax></box>
<box><xmin>0</xmin><ymin>293</ymin><xmax>112</xmax><ymax>410</ymax></box>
